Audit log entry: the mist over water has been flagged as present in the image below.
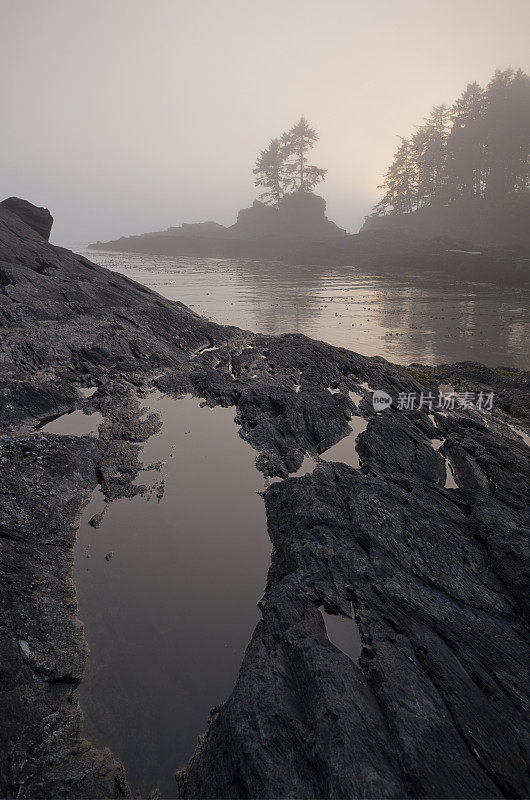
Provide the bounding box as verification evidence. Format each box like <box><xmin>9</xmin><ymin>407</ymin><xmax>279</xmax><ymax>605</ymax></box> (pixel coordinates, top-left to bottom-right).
<box><xmin>84</xmin><ymin>250</ymin><xmax>529</xmax><ymax>369</ymax></box>
<box><xmin>3</xmin><ymin>1</ymin><xmax>529</xmax><ymax>243</ymax></box>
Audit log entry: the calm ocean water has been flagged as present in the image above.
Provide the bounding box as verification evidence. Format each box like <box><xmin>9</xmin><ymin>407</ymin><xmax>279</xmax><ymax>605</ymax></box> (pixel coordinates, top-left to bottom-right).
<box><xmin>82</xmin><ymin>249</ymin><xmax>529</xmax><ymax>369</ymax></box>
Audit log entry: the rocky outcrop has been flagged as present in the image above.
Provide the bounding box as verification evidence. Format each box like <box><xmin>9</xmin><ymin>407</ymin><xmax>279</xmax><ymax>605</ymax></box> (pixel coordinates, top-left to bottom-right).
<box><xmin>172</xmin><ymin>346</ymin><xmax>530</xmax><ymax>798</ymax></box>
<box><xmin>87</xmin><ymin>195</ymin><xmax>528</xmax><ymax>287</ymax></box>
<box><xmin>88</xmin><ymin>192</ymin><xmax>346</xmax><ymax>260</ymax></box>
<box><xmin>0</xmin><ymin>434</ymin><xmax>130</xmax><ymax>799</ymax></box>
<box><xmin>1</xmin><ymin>199</ymin><xmax>529</xmax><ymax>799</ymax></box>
<box><xmin>0</xmin><ymin>199</ymin><xmax>235</xmax><ymax>799</ymax></box>
<box><xmin>193</xmin><ymin>457</ymin><xmax>527</xmax><ymax>797</ymax></box>
<box><xmin>228</xmin><ymin>192</ymin><xmax>346</xmax><ymax>240</ymax></box>
<box><xmin>0</xmin><ymin>197</ymin><xmax>53</xmax><ymax>241</ymax></box>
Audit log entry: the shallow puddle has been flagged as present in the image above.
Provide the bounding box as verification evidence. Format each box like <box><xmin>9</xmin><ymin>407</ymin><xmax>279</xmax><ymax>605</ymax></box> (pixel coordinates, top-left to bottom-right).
<box><xmin>427</xmin><ymin>438</ymin><xmax>458</xmax><ymax>488</ymax></box>
<box><xmin>290</xmin><ymin>454</ymin><xmax>319</xmax><ymax>477</ymax></box>
<box><xmin>322</xmin><ymin>606</ymin><xmax>362</xmax><ymax>661</ymax></box>
<box><xmin>74</xmin><ymin>394</ymin><xmax>270</xmax><ymax>797</ymax></box>
<box><xmin>37</xmin><ymin>408</ymin><xmax>102</xmax><ymax>436</ymax></box>
<box><xmin>78</xmin><ymin>386</ymin><xmax>98</xmax><ymax>398</ymax></box>
<box><xmin>320</xmin><ymin>416</ymin><xmax>368</xmax><ymax>469</ymax></box>
<box><xmin>348</xmin><ymin>389</ymin><xmax>364</xmax><ymax>406</ymax></box>
<box><xmin>444</xmin><ymin>457</ymin><xmax>458</xmax><ymax>488</ymax></box>
<box><xmin>430</xmin><ymin>438</ymin><xmax>444</xmax><ymax>451</ymax></box>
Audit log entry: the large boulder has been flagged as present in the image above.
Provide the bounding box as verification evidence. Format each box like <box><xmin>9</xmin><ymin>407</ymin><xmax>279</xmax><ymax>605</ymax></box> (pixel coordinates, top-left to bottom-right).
<box><xmin>0</xmin><ymin>197</ymin><xmax>53</xmax><ymax>240</ymax></box>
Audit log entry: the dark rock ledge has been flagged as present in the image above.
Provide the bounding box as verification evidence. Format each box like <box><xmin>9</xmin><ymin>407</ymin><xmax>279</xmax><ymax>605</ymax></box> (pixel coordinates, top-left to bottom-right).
<box><xmin>0</xmin><ymin>199</ymin><xmax>528</xmax><ymax>799</ymax></box>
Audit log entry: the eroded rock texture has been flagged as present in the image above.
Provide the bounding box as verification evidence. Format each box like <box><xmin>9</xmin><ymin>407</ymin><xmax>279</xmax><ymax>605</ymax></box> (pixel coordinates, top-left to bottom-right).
<box><xmin>0</xmin><ymin>199</ymin><xmax>529</xmax><ymax>799</ymax></box>
<box><xmin>171</xmin><ymin>347</ymin><xmax>529</xmax><ymax>799</ymax></box>
<box><xmin>0</xmin><ymin>435</ymin><xmax>130</xmax><ymax>798</ymax></box>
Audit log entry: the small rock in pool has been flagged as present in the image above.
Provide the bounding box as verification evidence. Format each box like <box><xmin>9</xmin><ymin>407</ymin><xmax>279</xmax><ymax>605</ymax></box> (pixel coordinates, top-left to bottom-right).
<box><xmin>88</xmin><ymin>509</ymin><xmax>106</xmax><ymax>529</ymax></box>
<box><xmin>105</xmin><ymin>551</ymin><xmax>114</xmax><ymax>561</ymax></box>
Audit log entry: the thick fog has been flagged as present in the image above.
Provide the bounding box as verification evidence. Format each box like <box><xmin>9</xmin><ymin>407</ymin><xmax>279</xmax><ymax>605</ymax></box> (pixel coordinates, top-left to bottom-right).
<box><xmin>1</xmin><ymin>0</ymin><xmax>529</xmax><ymax>246</ymax></box>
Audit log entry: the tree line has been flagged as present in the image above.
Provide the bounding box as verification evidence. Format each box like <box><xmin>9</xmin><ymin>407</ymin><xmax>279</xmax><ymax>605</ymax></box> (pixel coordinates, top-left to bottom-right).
<box><xmin>253</xmin><ymin>117</ymin><xmax>327</xmax><ymax>207</ymax></box>
<box><xmin>373</xmin><ymin>68</ymin><xmax>530</xmax><ymax>216</ymax></box>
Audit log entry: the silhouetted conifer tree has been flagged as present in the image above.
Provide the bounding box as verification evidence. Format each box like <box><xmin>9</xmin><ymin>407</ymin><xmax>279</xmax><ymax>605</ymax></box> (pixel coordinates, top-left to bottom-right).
<box><xmin>421</xmin><ymin>105</ymin><xmax>451</xmax><ymax>202</ymax></box>
<box><xmin>410</xmin><ymin>126</ymin><xmax>431</xmax><ymax>208</ymax></box>
<box><xmin>484</xmin><ymin>68</ymin><xmax>530</xmax><ymax>197</ymax></box>
<box><xmin>448</xmin><ymin>82</ymin><xmax>487</xmax><ymax>200</ymax></box>
<box><xmin>283</xmin><ymin>117</ymin><xmax>327</xmax><ymax>192</ymax></box>
<box><xmin>253</xmin><ymin>138</ymin><xmax>289</xmax><ymax>207</ymax></box>
<box><xmin>373</xmin><ymin>137</ymin><xmax>415</xmax><ymax>214</ymax></box>
<box><xmin>372</xmin><ymin>68</ymin><xmax>530</xmax><ymax>215</ymax></box>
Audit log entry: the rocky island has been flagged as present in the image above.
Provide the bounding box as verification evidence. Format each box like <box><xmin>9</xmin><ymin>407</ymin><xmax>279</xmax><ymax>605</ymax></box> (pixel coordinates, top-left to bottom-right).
<box><xmin>1</xmin><ymin>197</ymin><xmax>529</xmax><ymax>798</ymax></box>
<box><xmin>89</xmin><ymin>76</ymin><xmax>530</xmax><ymax>290</ymax></box>
<box><xmin>88</xmin><ymin>190</ymin><xmax>529</xmax><ymax>288</ymax></box>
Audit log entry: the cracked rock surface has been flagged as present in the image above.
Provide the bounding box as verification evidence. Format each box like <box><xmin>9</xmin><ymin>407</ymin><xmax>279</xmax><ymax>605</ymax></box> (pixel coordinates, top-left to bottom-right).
<box><xmin>0</xmin><ymin>199</ymin><xmax>528</xmax><ymax>799</ymax></box>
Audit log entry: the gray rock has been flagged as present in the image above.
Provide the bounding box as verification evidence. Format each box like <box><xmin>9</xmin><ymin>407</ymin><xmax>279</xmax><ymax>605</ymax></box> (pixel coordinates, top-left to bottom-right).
<box><xmin>0</xmin><ymin>435</ymin><xmax>129</xmax><ymax>799</ymax></box>
<box><xmin>0</xmin><ymin>196</ymin><xmax>53</xmax><ymax>240</ymax></box>
<box><xmin>1</xmin><ymin>198</ymin><xmax>529</xmax><ymax>799</ymax></box>
<box><xmin>88</xmin><ymin>509</ymin><xmax>106</xmax><ymax>529</ymax></box>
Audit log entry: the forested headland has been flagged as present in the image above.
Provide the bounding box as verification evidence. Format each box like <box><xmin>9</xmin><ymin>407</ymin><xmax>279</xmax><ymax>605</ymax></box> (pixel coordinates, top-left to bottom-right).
<box><xmin>90</xmin><ymin>82</ymin><xmax>530</xmax><ymax>271</ymax></box>
<box><xmin>372</xmin><ymin>68</ymin><xmax>529</xmax><ymax>216</ymax></box>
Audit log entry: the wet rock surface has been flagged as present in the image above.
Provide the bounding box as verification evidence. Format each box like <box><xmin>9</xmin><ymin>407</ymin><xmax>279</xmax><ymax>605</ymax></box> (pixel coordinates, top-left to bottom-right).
<box><xmin>1</xmin><ymin>199</ymin><xmax>529</xmax><ymax>799</ymax></box>
<box><xmin>171</xmin><ymin>351</ymin><xmax>529</xmax><ymax>799</ymax></box>
<box><xmin>0</xmin><ymin>434</ymin><xmax>129</xmax><ymax>799</ymax></box>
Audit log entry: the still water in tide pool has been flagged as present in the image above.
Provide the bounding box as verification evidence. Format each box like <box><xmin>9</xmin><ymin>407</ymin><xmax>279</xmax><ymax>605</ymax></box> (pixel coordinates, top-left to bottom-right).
<box><xmin>74</xmin><ymin>394</ymin><xmax>271</xmax><ymax>797</ymax></box>
<box><xmin>82</xmin><ymin>250</ymin><xmax>529</xmax><ymax>369</ymax></box>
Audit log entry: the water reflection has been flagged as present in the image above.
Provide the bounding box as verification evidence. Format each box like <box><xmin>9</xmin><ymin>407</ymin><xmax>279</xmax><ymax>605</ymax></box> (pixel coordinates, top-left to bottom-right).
<box><xmin>36</xmin><ymin>408</ymin><xmax>102</xmax><ymax>435</ymax></box>
<box><xmin>74</xmin><ymin>394</ymin><xmax>270</xmax><ymax>797</ymax></box>
<box><xmin>82</xmin><ymin>250</ymin><xmax>529</xmax><ymax>369</ymax></box>
<box><xmin>320</xmin><ymin>416</ymin><xmax>368</xmax><ymax>468</ymax></box>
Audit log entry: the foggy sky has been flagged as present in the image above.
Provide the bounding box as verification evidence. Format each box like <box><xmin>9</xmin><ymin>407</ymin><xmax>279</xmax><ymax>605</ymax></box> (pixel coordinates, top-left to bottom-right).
<box><xmin>2</xmin><ymin>0</ymin><xmax>529</xmax><ymax>246</ymax></box>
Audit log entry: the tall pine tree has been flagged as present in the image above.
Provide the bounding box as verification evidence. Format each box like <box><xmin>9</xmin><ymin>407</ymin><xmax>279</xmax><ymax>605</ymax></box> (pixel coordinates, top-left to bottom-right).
<box><xmin>448</xmin><ymin>83</ymin><xmax>486</xmax><ymax>200</ymax></box>
<box><xmin>253</xmin><ymin>138</ymin><xmax>289</xmax><ymax>208</ymax></box>
<box><xmin>372</xmin><ymin>68</ymin><xmax>529</xmax><ymax>216</ymax></box>
<box><xmin>374</xmin><ymin>137</ymin><xmax>415</xmax><ymax>214</ymax></box>
<box><xmin>485</xmin><ymin>68</ymin><xmax>530</xmax><ymax>197</ymax></box>
<box><xmin>283</xmin><ymin>117</ymin><xmax>327</xmax><ymax>192</ymax></box>
<box><xmin>253</xmin><ymin>118</ymin><xmax>327</xmax><ymax>203</ymax></box>
<box><xmin>410</xmin><ymin>126</ymin><xmax>431</xmax><ymax>209</ymax></box>
<box><xmin>421</xmin><ymin>105</ymin><xmax>451</xmax><ymax>203</ymax></box>
<box><xmin>510</xmin><ymin>68</ymin><xmax>530</xmax><ymax>193</ymax></box>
